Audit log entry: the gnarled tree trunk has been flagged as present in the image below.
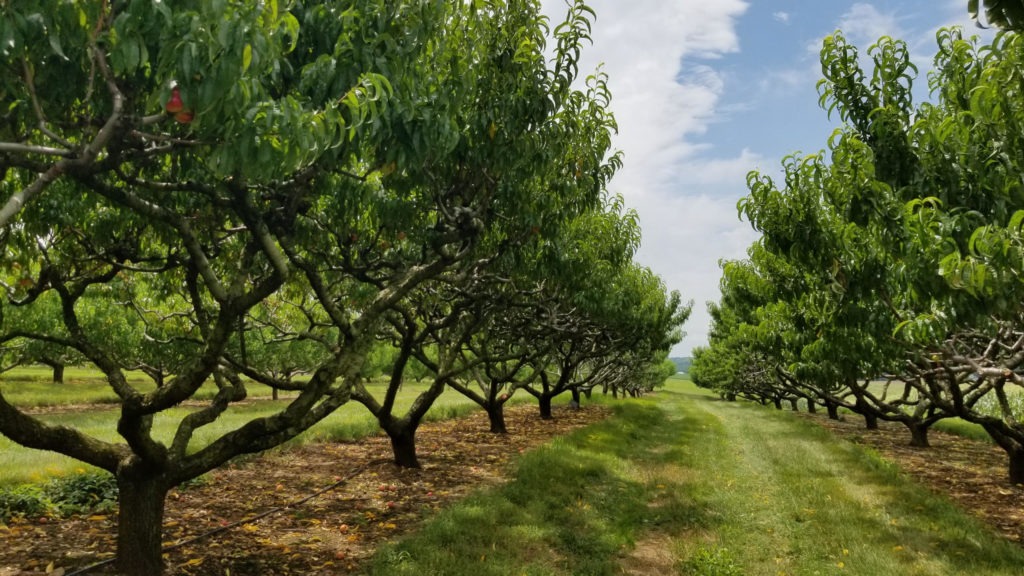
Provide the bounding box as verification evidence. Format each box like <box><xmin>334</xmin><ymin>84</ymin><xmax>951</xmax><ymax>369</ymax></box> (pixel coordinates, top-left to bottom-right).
<box><xmin>487</xmin><ymin>403</ymin><xmax>507</xmax><ymax>434</ymax></box>
<box><xmin>863</xmin><ymin>412</ymin><xmax>878</xmax><ymax>430</ymax></box>
<box><xmin>387</xmin><ymin>426</ymin><xmax>420</xmax><ymax>468</ymax></box>
<box><xmin>905</xmin><ymin>421</ymin><xmax>930</xmax><ymax>448</ymax></box>
<box><xmin>116</xmin><ymin>469</ymin><xmax>170</xmax><ymax>576</ymax></box>
<box><xmin>570</xmin><ymin>388</ymin><xmax>581</xmax><ymax>409</ymax></box>
<box><xmin>983</xmin><ymin>424</ymin><xmax>1024</xmax><ymax>484</ymax></box>
<box><xmin>538</xmin><ymin>395</ymin><xmax>553</xmax><ymax>420</ymax></box>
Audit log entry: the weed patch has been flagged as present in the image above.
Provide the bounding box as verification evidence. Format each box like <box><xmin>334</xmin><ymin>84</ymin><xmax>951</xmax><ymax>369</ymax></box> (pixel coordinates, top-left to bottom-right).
<box><xmin>0</xmin><ymin>470</ymin><xmax>118</xmax><ymax>522</ymax></box>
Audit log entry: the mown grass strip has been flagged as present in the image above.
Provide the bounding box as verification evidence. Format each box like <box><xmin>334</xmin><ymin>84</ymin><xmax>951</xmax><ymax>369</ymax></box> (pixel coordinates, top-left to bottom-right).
<box><xmin>369</xmin><ymin>380</ymin><xmax>1024</xmax><ymax>576</ymax></box>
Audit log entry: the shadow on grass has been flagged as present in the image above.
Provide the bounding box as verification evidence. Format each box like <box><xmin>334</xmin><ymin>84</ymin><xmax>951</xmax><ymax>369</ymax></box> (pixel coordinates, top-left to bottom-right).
<box><xmin>367</xmin><ymin>401</ymin><xmax>714</xmax><ymax>576</ymax></box>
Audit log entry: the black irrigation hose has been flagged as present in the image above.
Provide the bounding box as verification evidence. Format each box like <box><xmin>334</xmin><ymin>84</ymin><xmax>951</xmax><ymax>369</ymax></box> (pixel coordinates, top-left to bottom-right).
<box><xmin>65</xmin><ymin>459</ymin><xmax>386</xmax><ymax>576</ymax></box>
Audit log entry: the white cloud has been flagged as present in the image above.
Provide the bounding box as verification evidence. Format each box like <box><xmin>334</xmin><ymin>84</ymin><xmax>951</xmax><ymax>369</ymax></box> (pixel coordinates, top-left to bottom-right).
<box><xmin>757</xmin><ymin>67</ymin><xmax>813</xmax><ymax>94</ymax></box>
<box><xmin>838</xmin><ymin>3</ymin><xmax>907</xmax><ymax>45</ymax></box>
<box><xmin>636</xmin><ymin>195</ymin><xmax>759</xmax><ymax>355</ymax></box>
<box><xmin>540</xmin><ymin>0</ymin><xmax>751</xmax><ymax>355</ymax></box>
<box><xmin>536</xmin><ymin>1</ymin><xmax>1003</xmax><ymax>356</ymax></box>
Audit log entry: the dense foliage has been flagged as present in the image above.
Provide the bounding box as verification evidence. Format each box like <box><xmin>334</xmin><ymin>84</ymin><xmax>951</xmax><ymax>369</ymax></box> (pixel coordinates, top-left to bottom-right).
<box><xmin>0</xmin><ymin>1</ymin><xmax>686</xmax><ymax>573</ymax></box>
<box><xmin>694</xmin><ymin>27</ymin><xmax>1024</xmax><ymax>483</ymax></box>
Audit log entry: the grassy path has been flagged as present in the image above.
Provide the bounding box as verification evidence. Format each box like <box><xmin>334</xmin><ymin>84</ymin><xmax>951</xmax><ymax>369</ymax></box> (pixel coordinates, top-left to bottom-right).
<box><xmin>683</xmin><ymin>385</ymin><xmax>1024</xmax><ymax>575</ymax></box>
<box><xmin>367</xmin><ymin>380</ymin><xmax>1024</xmax><ymax>575</ymax></box>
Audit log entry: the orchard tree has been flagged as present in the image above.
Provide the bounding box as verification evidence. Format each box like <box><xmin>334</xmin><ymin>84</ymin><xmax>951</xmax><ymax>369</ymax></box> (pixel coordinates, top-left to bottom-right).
<box><xmin>0</xmin><ymin>0</ymin><xmax>625</xmax><ymax>573</ymax></box>
<box><xmin>815</xmin><ymin>28</ymin><xmax>1024</xmax><ymax>469</ymax></box>
<box><xmin>721</xmin><ymin>27</ymin><xmax>1024</xmax><ymax>476</ymax></box>
<box><xmin>0</xmin><ymin>3</ymin><xmax>431</xmax><ymax>573</ymax></box>
<box><xmin>351</xmin><ymin>278</ymin><xmax>484</xmax><ymax>467</ymax></box>
<box><xmin>350</xmin><ymin>0</ymin><xmax>627</xmax><ymax>455</ymax></box>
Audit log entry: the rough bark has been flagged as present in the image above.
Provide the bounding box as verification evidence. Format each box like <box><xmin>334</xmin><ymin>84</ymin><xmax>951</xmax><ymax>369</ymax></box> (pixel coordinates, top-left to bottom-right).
<box><xmin>983</xmin><ymin>424</ymin><xmax>1024</xmax><ymax>484</ymax></box>
<box><xmin>116</xmin><ymin>471</ymin><xmax>170</xmax><ymax>576</ymax></box>
<box><xmin>825</xmin><ymin>401</ymin><xmax>840</xmax><ymax>420</ymax></box>
<box><xmin>1010</xmin><ymin>447</ymin><xmax>1024</xmax><ymax>485</ymax></box>
<box><xmin>538</xmin><ymin>395</ymin><xmax>553</xmax><ymax>420</ymax></box>
<box><xmin>487</xmin><ymin>403</ymin><xmax>507</xmax><ymax>434</ymax></box>
<box><xmin>387</xmin><ymin>426</ymin><xmax>419</xmax><ymax>468</ymax></box>
<box><xmin>906</xmin><ymin>421</ymin><xmax>930</xmax><ymax>448</ymax></box>
<box><xmin>862</xmin><ymin>411</ymin><xmax>879</xmax><ymax>430</ymax></box>
<box><xmin>570</xmin><ymin>388</ymin><xmax>581</xmax><ymax>408</ymax></box>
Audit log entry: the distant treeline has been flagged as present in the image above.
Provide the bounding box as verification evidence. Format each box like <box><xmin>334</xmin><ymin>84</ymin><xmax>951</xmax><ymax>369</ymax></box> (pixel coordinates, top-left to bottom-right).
<box><xmin>670</xmin><ymin>357</ymin><xmax>692</xmax><ymax>374</ymax></box>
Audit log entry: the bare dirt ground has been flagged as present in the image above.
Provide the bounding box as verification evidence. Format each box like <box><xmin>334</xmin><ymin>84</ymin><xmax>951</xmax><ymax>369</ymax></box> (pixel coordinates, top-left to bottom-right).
<box><xmin>796</xmin><ymin>412</ymin><xmax>1024</xmax><ymax>544</ymax></box>
<box><xmin>0</xmin><ymin>404</ymin><xmax>609</xmax><ymax>576</ymax></box>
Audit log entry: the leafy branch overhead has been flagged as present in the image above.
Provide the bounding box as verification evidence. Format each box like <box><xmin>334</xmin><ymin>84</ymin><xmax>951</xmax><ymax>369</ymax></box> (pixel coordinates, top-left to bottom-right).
<box><xmin>969</xmin><ymin>0</ymin><xmax>1024</xmax><ymax>29</ymax></box>
<box><xmin>697</xmin><ymin>24</ymin><xmax>1024</xmax><ymax>484</ymax></box>
<box><xmin>0</xmin><ymin>1</ymin><xmax>684</xmax><ymax>574</ymax></box>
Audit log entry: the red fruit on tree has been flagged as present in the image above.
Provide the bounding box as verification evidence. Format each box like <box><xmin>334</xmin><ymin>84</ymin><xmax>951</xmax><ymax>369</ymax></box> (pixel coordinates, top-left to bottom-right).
<box><xmin>165</xmin><ymin>87</ymin><xmax>184</xmax><ymax>114</ymax></box>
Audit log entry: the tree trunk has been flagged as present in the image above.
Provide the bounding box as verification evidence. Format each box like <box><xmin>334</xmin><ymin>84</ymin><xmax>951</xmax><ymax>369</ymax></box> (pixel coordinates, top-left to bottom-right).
<box><xmin>789</xmin><ymin>398</ymin><xmax>799</xmax><ymax>411</ymax></box>
<box><xmin>825</xmin><ymin>401</ymin><xmax>840</xmax><ymax>420</ymax></box>
<box><xmin>272</xmin><ymin>388</ymin><xmax>279</xmax><ymax>401</ymax></box>
<box><xmin>1010</xmin><ymin>447</ymin><xmax>1024</xmax><ymax>485</ymax></box>
<box><xmin>387</xmin><ymin>426</ymin><xmax>420</xmax><ymax>468</ymax></box>
<box><xmin>725</xmin><ymin>393</ymin><xmax>737</xmax><ymax>402</ymax></box>
<box><xmin>583</xmin><ymin>388</ymin><xmax>592</xmax><ymax>400</ymax></box>
<box><xmin>772</xmin><ymin>398</ymin><xmax>782</xmax><ymax>410</ymax></box>
<box><xmin>855</xmin><ymin>397</ymin><xmax>878</xmax><ymax>430</ymax></box>
<box><xmin>862</xmin><ymin>411</ymin><xmax>878</xmax><ymax>430</ymax></box>
<box><xmin>116</xmin><ymin>472</ymin><xmax>169</xmax><ymax>576</ymax></box>
<box><xmin>611</xmin><ymin>388</ymin><xmax>618</xmax><ymax>399</ymax></box>
<box><xmin>487</xmin><ymin>404</ymin><xmax>507</xmax><ymax>434</ymax></box>
<box><xmin>538</xmin><ymin>395</ymin><xmax>553</xmax><ymax>420</ymax></box>
<box><xmin>51</xmin><ymin>364</ymin><xmax>64</xmax><ymax>384</ymax></box>
<box><xmin>806</xmin><ymin>399</ymin><xmax>816</xmax><ymax>414</ymax></box>
<box><xmin>906</xmin><ymin>421</ymin><xmax>930</xmax><ymax>448</ymax></box>
<box><xmin>985</xmin><ymin>426</ymin><xmax>1024</xmax><ymax>485</ymax></box>
<box><xmin>570</xmin><ymin>388</ymin><xmax>581</xmax><ymax>409</ymax></box>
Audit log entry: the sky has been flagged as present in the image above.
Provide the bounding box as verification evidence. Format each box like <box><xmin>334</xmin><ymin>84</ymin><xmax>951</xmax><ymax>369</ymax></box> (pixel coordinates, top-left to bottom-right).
<box><xmin>539</xmin><ymin>0</ymin><xmax>993</xmax><ymax>357</ymax></box>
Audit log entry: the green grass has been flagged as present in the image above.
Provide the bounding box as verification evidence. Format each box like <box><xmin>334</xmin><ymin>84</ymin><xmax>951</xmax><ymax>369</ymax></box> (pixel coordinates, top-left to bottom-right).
<box><xmin>368</xmin><ymin>379</ymin><xmax>1024</xmax><ymax>575</ymax></box>
<box><xmin>0</xmin><ymin>380</ymin><xmax>514</xmax><ymax>486</ymax></box>
<box><xmin>933</xmin><ymin>418</ymin><xmax>993</xmax><ymax>443</ymax></box>
<box><xmin>0</xmin><ymin>365</ymin><xmax>275</xmax><ymax>407</ymax></box>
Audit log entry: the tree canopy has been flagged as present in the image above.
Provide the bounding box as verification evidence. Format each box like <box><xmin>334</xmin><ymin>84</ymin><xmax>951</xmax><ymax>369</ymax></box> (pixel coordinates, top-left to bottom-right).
<box><xmin>0</xmin><ymin>1</ymin><xmax>685</xmax><ymax>573</ymax></box>
<box><xmin>697</xmin><ymin>26</ymin><xmax>1024</xmax><ymax>481</ymax></box>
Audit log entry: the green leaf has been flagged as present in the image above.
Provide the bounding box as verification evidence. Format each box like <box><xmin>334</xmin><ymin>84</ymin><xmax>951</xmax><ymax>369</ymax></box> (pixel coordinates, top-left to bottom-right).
<box><xmin>242</xmin><ymin>43</ymin><xmax>252</xmax><ymax>73</ymax></box>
